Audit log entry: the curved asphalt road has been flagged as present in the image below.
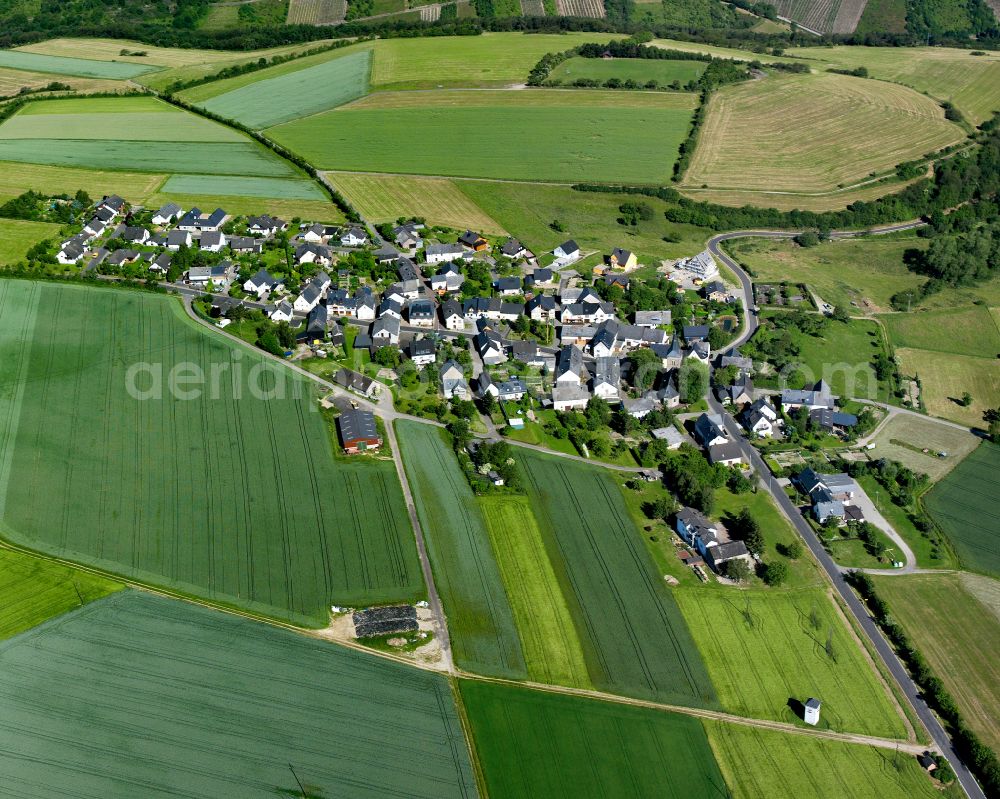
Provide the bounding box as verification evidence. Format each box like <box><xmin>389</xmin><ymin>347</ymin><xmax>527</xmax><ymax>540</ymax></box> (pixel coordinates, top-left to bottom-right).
<box><xmin>706</xmin><ymin>223</ymin><xmax>986</xmax><ymax>799</ymax></box>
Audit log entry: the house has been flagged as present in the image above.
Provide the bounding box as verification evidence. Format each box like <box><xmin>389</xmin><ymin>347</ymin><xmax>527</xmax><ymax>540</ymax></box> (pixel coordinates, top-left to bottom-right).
<box><xmin>295</xmin><ymin>242</ymin><xmax>333</xmax><ymax>266</ymax></box>
<box><xmin>796</xmin><ymin>468</ymin><xmax>861</xmax><ymax>524</ymax></box>
<box><xmin>294</xmin><ymin>282</ymin><xmax>323</xmax><ymax>313</ymax></box>
<box><xmin>335</xmin><ymin>368</ymin><xmax>379</xmax><ymax>399</ymax></box>
<box><xmin>301</xmin><ymin>304</ymin><xmax>329</xmax><ymax>342</ymax></box>
<box><xmin>651</xmin><ymin>426</ymin><xmax>684</xmax><ymax>449</ymax></box>
<box><xmin>719</xmin><ymin>353</ymin><xmax>753</xmax><ymax>373</ymax></box>
<box><xmin>458</xmin><ymin>230</ymin><xmax>488</xmax><ymax>251</ymax></box>
<box><xmin>337</xmin><ymin>409</ymin><xmax>382</xmax><ymax>454</ymax></box>
<box><xmin>652</xmin><ymin>336</ymin><xmax>684</xmax><ymax>370</ymax></box>
<box><xmin>551</xmin><ymin>384</ymin><xmax>591</xmax><ymax>411</ymax></box>
<box><xmin>96</xmin><ymin>194</ymin><xmax>126</xmax><ymax>218</ymax></box>
<box><xmin>500</xmin><ymin>238</ymin><xmax>527</xmax><ymax>259</ymax></box>
<box><xmin>199</xmin><ymin>231</ymin><xmax>226</xmax><ymax>252</ymax></box>
<box><xmin>708</xmin><ymin>441</ymin><xmax>746</xmax><ymax>467</ymax></box>
<box><xmin>301</xmin><ymin>223</ymin><xmax>327</xmax><ymax>243</ymax></box>
<box><xmin>430</xmin><ymin>264</ymin><xmax>465</xmax><ymax>294</ymax></box>
<box><xmin>524</xmin><ymin>268</ymin><xmax>555</xmax><ymax>289</ymax></box>
<box><xmin>717</xmin><ymin>374</ymin><xmax>754</xmax><ymax>407</ymax></box>
<box><xmin>121</xmin><ymin>226</ymin><xmax>149</xmax><ymax>245</ymax></box>
<box><xmin>527</xmin><ymin>294</ymin><xmax>558</xmax><ymax>322</ymax></box>
<box><xmin>559</xmin><ymin>324</ymin><xmax>597</xmax><ymax>347</ymax></box>
<box><xmin>494</xmin><ymin>276</ymin><xmax>521</xmax><ymax>296</ymax></box>
<box><xmin>463</xmin><ymin>297</ymin><xmax>501</xmax><ymax>321</ymax></box>
<box><xmin>396</xmin><ymin>257</ymin><xmax>420</xmax><ymax>282</ymax></box>
<box><xmin>608</xmin><ymin>247</ymin><xmax>636</xmax><ymax>270</ymax></box>
<box><xmin>555</xmin><ymin>344</ymin><xmax>589</xmax><ymax>386</ymax></box>
<box><xmin>166</xmin><ymin>230</ymin><xmax>192</xmax><ymax>250</ymax></box>
<box><xmin>683</xmin><ymin>323</ymin><xmax>711</xmax><ymax>342</ymax></box>
<box><xmin>687</xmin><ymin>340</ymin><xmax>711</xmax><ymax>364</ymax></box>
<box><xmin>393</xmin><ymin>224</ymin><xmax>422</xmax><ymax>252</ymax></box>
<box><xmin>267</xmin><ymin>301</ymin><xmax>294</xmax><ymax>323</ymax></box>
<box><xmin>106</xmin><ymin>248</ymin><xmax>139</xmax><ymax>268</ymax></box>
<box><xmin>591</xmin><ymin>357</ymin><xmax>621</xmax><ymax>403</ymax></box>
<box><xmin>187</xmin><ymin>263</ymin><xmax>234</xmax><ymax>287</ymax></box>
<box><xmin>634</xmin><ymin>310</ymin><xmax>671</xmax><ymax>329</ymax></box>
<box><xmin>83</xmin><ymin>218</ymin><xmax>107</xmax><ymax>238</ymax></box>
<box><xmin>386</xmin><ymin>279</ymin><xmax>421</xmax><ymax>303</ymax></box>
<box><xmin>676</xmin><ymin>508</ymin><xmax>719</xmax><ymax>552</ymax></box>
<box><xmin>408</xmin><ymin>299</ymin><xmax>436</xmax><ymax>328</ymax></box>
<box><xmin>148</xmin><ymin>252</ymin><xmax>172</xmax><ymax>275</ymax></box>
<box><xmin>553</xmin><ymin>239</ymin><xmax>580</xmax><ymax>264</ymax></box>
<box><xmin>809</xmin><ymin>408</ymin><xmax>859</xmax><ymax>435</ymax></box>
<box><xmin>743</xmin><ymin>397</ymin><xmax>778</xmax><ymax>438</ymax></box>
<box><xmin>560</xmin><ymin>300</ymin><xmax>615</xmax><ymax>325</ymax></box>
<box><xmin>475</xmin><ymin>329</ymin><xmax>507</xmax><ymax>365</ymax></box>
<box><xmin>327</xmin><ymin>289</ymin><xmax>355</xmax><ymax>316</ymax></box>
<box><xmin>151</xmin><ymin>202</ymin><xmax>182</xmax><ymax>226</ymax></box>
<box><xmin>440</xmin><ymin>360</ymin><xmax>469</xmax><ymax>399</ymax></box>
<box><xmin>655</xmin><ymin>372</ymin><xmax>681</xmax><ymax>408</ymax></box>
<box><xmin>374</xmin><ymin>244</ymin><xmax>400</xmax><ymax>264</ymax></box>
<box><xmin>603</xmin><ymin>273</ymin><xmax>630</xmax><ymax>290</ymax></box>
<box><xmin>228</xmin><ymin>236</ymin><xmax>262</xmax><ymax>255</ymax></box>
<box><xmin>93</xmin><ymin>206</ymin><xmax>116</xmax><ymax>224</ymax></box>
<box><xmin>379</xmin><ymin>297</ymin><xmax>403</xmax><ymax>319</ymax></box>
<box><xmin>425</xmin><ymin>243</ymin><xmax>465</xmax><ymax>264</ymax></box>
<box><xmin>498</xmin><ymin>302</ymin><xmax>522</xmax><ymax>322</ymax></box>
<box><xmin>57</xmin><ymin>241</ymin><xmax>85</xmax><ymax>265</ymax></box>
<box><xmin>441</xmin><ymin>299</ymin><xmax>465</xmax><ymax>331</ymax></box>
<box><xmin>340</xmin><ymin>226</ymin><xmax>368</xmax><ymax>247</ymax></box>
<box><xmin>247</xmin><ymin>215</ymin><xmax>287</xmax><ymax>237</ymax></box>
<box><xmin>781</xmin><ymin>380</ymin><xmax>835</xmax><ymax>412</ymax></box>
<box><xmin>176</xmin><ymin>207</ymin><xmax>226</xmax><ymax>233</ymax></box>
<box><xmin>408</xmin><ymin>338</ymin><xmax>436</xmax><ymax>367</ymax></box>
<box><xmin>354</xmin><ymin>291</ymin><xmax>377</xmax><ymax>321</ymax></box>
<box><xmin>694</xmin><ymin>413</ymin><xmax>729</xmax><ymax>447</ymax></box>
<box><xmin>705</xmin><ymin>540</ymin><xmax>752</xmax><ymax>571</ymax></box>
<box><xmin>244</xmin><ymin>268</ymin><xmax>281</xmax><ymax>298</ymax></box>
<box><xmin>508</xmin><ymin>340</ymin><xmax>549</xmax><ymax>369</ymax></box>
<box><xmin>702</xmin><ymin>280</ymin><xmax>731</xmax><ymax>303</ymax></box>
<box><xmin>676</xmin><ymin>250</ymin><xmax>718</xmax><ymax>280</ymax></box>
<box><xmin>372</xmin><ymin>316</ymin><xmax>401</xmax><ymax>346</ymax></box>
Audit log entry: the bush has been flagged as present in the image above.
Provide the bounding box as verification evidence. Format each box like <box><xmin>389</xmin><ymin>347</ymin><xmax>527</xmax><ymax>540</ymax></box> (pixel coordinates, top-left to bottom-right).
<box><xmin>761</xmin><ymin>560</ymin><xmax>788</xmax><ymax>586</ymax></box>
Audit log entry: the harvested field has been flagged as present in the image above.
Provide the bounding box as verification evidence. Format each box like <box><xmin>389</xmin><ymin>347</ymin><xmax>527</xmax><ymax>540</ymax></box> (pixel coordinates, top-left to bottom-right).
<box><xmin>0</xmin><ymin>219</ymin><xmax>62</xmax><ymax>265</ymax></box>
<box><xmin>675</xmin><ymin>588</ymin><xmax>907</xmax><ymax>738</ymax></box>
<box><xmin>0</xmin><ymin>161</ymin><xmax>167</xmax><ymax>205</ymax></box>
<box><xmin>0</xmin><ymin>49</ymin><xmax>156</xmax><ymax>79</ymax></box>
<box><xmin>0</xmin><ymin>591</ymin><xmax>477</xmax><ymax>798</ymax></box>
<box><xmin>0</xmin><ymin>282</ymin><xmax>424</xmax><ymax>626</ymax></box>
<box><xmin>460</xmin><ymin>680</ymin><xmax>725</xmax><ymax>798</ymax></box>
<box><xmin>926</xmin><ymin>442</ymin><xmax>1000</xmax><ymax>577</ymax></box>
<box><xmin>330</xmin><ymin>173</ymin><xmax>506</xmax><ymax>233</ymax></box>
<box><xmin>894</xmin><ymin>348</ymin><xmax>1000</xmax><ymax>428</ymax></box>
<box><xmin>520</xmin><ymin>450</ymin><xmax>717</xmax><ymax>707</ymax></box>
<box><xmin>867</xmin><ymin>413</ymin><xmax>979</xmax><ymax>482</ymax></box>
<box><xmin>161</xmin><ymin>174</ymin><xmax>326</xmax><ymax>200</ymax></box>
<box><xmin>678</xmin><ymin>175</ymin><xmax>926</xmax><ymax>212</ymax></box>
<box><xmin>287</xmin><ymin>0</ymin><xmax>348</xmax><ymax>22</ymax></box>
<box><xmin>685</xmin><ymin>72</ymin><xmax>964</xmax><ymax>194</ymax></box>
<box><xmin>555</xmin><ymin>0</ymin><xmax>606</xmax><ymax>15</ymax></box>
<box><xmin>0</xmin><ymin>67</ymin><xmax>121</xmax><ymax>97</ymax></box>
<box><xmin>395</xmin><ymin>421</ymin><xmax>526</xmax><ymax>679</ymax></box>
<box><xmin>873</xmin><ymin>572</ymin><xmax>1000</xmax><ymax>752</ymax></box>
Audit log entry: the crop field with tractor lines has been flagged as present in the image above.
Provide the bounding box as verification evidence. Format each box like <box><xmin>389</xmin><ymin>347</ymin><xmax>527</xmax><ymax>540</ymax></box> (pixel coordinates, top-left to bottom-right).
<box><xmin>0</xmin><ymin>49</ymin><xmax>157</xmax><ymax>79</ymax></box>
<box><xmin>0</xmin><ymin>282</ymin><xmax>424</xmax><ymax>627</ymax></box>
<box><xmin>287</xmin><ymin>0</ymin><xmax>348</xmax><ymax>23</ymax></box>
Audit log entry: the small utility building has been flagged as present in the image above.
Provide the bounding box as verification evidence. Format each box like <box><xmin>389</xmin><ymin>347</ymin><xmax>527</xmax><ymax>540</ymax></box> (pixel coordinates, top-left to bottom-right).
<box><xmin>337</xmin><ymin>409</ymin><xmax>382</xmax><ymax>454</ymax></box>
<box><xmin>804</xmin><ymin>698</ymin><xmax>821</xmax><ymax>726</ymax></box>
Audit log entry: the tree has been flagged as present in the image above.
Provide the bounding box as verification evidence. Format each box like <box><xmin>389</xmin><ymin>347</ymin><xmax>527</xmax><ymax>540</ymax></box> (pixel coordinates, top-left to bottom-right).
<box><xmin>761</xmin><ymin>561</ymin><xmax>788</xmax><ymax>586</ymax></box>
<box><xmin>793</xmin><ymin>231</ymin><xmax>819</xmax><ymax>247</ymax></box>
<box><xmin>778</xmin><ymin>539</ymin><xmax>803</xmax><ymax>559</ymax></box>
<box><xmin>960</xmin><ymin>391</ymin><xmax>973</xmax><ymax>407</ymax></box>
<box><xmin>730</xmin><ymin>508</ymin><xmax>764</xmax><ymax>555</ymax></box>
<box><xmin>831</xmin><ymin>304</ymin><xmax>850</xmax><ymax>323</ymax></box>
<box><xmin>373</xmin><ymin>345</ymin><xmax>401</xmax><ymax>367</ymax></box>
<box><xmin>585</xmin><ymin>397</ymin><xmax>611</xmax><ymax>430</ymax></box>
<box><xmin>721</xmin><ymin>558</ymin><xmax>752</xmax><ymax>582</ymax></box>
<box><xmin>984</xmin><ymin>407</ymin><xmax>1000</xmax><ymax>443</ymax></box>
<box><xmin>678</xmin><ymin>359</ymin><xmax>709</xmax><ymax>403</ymax></box>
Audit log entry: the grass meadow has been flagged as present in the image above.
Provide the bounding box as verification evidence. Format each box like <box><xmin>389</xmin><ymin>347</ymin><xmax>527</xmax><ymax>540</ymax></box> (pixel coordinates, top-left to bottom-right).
<box><xmin>872</xmin><ymin>572</ymin><xmax>1000</xmax><ymax>752</ymax></box>
<box><xmin>395</xmin><ymin>421</ymin><xmax>527</xmax><ymax>679</ymax></box>
<box><xmin>882</xmin><ymin>306</ymin><xmax>1000</xmax><ymax>359</ymax></box>
<box><xmin>549</xmin><ymin>56</ymin><xmax>707</xmax><ymax>85</ymax></box>
<box><xmin>926</xmin><ymin>442</ymin><xmax>1000</xmax><ymax>577</ymax></box>
<box><xmin>895</xmin><ymin>347</ymin><xmax>1000</xmax><ymax>427</ymax></box>
<box><xmin>0</xmin><ymin>591</ymin><xmax>477</xmax><ymax>798</ymax></box>
<box><xmin>0</xmin><ymin>219</ymin><xmax>62</xmax><ymax>264</ymax></box>
<box><xmin>460</xmin><ymin>680</ymin><xmax>727</xmax><ymax>799</ymax></box>
<box><xmin>519</xmin><ymin>450</ymin><xmax>718</xmax><ymax>708</ymax></box>
<box><xmin>0</xmin><ymin>282</ymin><xmax>424</xmax><ymax>626</ymax></box>
<box><xmin>675</xmin><ymin>588</ymin><xmax>908</xmax><ymax>738</ymax></box>
<box><xmin>266</xmin><ymin>89</ymin><xmax>695</xmax><ymax>183</ymax></box>
<box><xmin>685</xmin><ymin>72</ymin><xmax>963</xmax><ymax>194</ymax></box>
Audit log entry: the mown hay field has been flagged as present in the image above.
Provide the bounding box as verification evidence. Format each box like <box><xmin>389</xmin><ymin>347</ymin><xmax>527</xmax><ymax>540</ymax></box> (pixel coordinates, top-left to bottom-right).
<box><xmin>519</xmin><ymin>450</ymin><xmax>717</xmax><ymax>707</ymax></box>
<box><xmin>675</xmin><ymin>588</ymin><xmax>907</xmax><ymax>738</ymax></box>
<box><xmin>331</xmin><ymin>173</ymin><xmax>507</xmax><ymax>233</ymax></box>
<box><xmin>0</xmin><ymin>219</ymin><xmax>62</xmax><ymax>264</ymax></box>
<box><xmin>460</xmin><ymin>680</ymin><xmax>725</xmax><ymax>799</ymax></box>
<box><xmin>549</xmin><ymin>55</ymin><xmax>706</xmax><ymax>84</ymax></box>
<box><xmin>0</xmin><ymin>161</ymin><xmax>167</xmax><ymax>205</ymax></box>
<box><xmin>796</xmin><ymin>45</ymin><xmax>1000</xmax><ymax>125</ymax></box>
<box><xmin>194</xmin><ymin>49</ymin><xmax>372</xmax><ymax>129</ymax></box>
<box><xmin>867</xmin><ymin>413</ymin><xmax>979</xmax><ymax>483</ymax></box>
<box><xmin>685</xmin><ymin>73</ymin><xmax>964</xmax><ymax>193</ymax></box>
<box><xmin>478</xmin><ymin>496</ymin><xmax>590</xmax><ymax>688</ymax></box>
<box><xmin>895</xmin><ymin>348</ymin><xmax>1000</xmax><ymax>427</ymax></box>
<box><xmin>650</xmin><ymin>37</ymin><xmax>805</xmax><ymax>65</ymax></box>
<box><xmin>0</xmin><ymin>591</ymin><xmax>477</xmax><ymax>798</ymax></box>
<box><xmin>0</xmin><ymin>48</ymin><xmax>156</xmax><ymax>79</ymax></box>
<box><xmin>873</xmin><ymin>572</ymin><xmax>1000</xmax><ymax>752</ymax></box>
<box><xmin>705</xmin><ymin>721</ymin><xmax>954</xmax><ymax>799</ymax></box>
<box><xmin>926</xmin><ymin>443</ymin><xmax>1000</xmax><ymax>577</ymax></box>
<box><xmin>0</xmin><ymin>282</ymin><xmax>424</xmax><ymax>626</ymax></box>
<box><xmin>0</xmin><ymin>67</ymin><xmax>121</xmax><ymax>97</ymax></box>
<box><xmin>395</xmin><ymin>421</ymin><xmax>526</xmax><ymax>679</ymax></box>
<box><xmin>268</xmin><ymin>89</ymin><xmax>696</xmax><ymax>183</ymax></box>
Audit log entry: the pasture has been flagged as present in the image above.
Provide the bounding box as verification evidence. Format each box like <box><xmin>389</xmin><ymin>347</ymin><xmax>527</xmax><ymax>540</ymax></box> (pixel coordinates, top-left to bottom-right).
<box><xmin>0</xmin><ymin>219</ymin><xmax>61</xmax><ymax>264</ymax></box>
<box><xmin>330</xmin><ymin>173</ymin><xmax>507</xmax><ymax>233</ymax></box>
<box><xmin>548</xmin><ymin>56</ymin><xmax>706</xmax><ymax>85</ymax></box>
<box><xmin>195</xmin><ymin>49</ymin><xmax>372</xmax><ymax>129</ymax></box>
<box><xmin>867</xmin><ymin>414</ymin><xmax>979</xmax><ymax>482</ymax></box>
<box><xmin>0</xmin><ymin>49</ymin><xmax>156</xmax><ymax>79</ymax></box>
<box><xmin>160</xmin><ymin>174</ymin><xmax>326</xmax><ymax>200</ymax></box>
<box><xmin>894</xmin><ymin>348</ymin><xmax>1000</xmax><ymax>427</ymax></box>
<box><xmin>395</xmin><ymin>421</ymin><xmax>527</xmax><ymax>679</ymax></box>
<box><xmin>478</xmin><ymin>495</ymin><xmax>590</xmax><ymax>688</ymax></box>
<box><xmin>0</xmin><ymin>548</ymin><xmax>121</xmax><ymax>640</ymax></box>
<box><xmin>675</xmin><ymin>588</ymin><xmax>907</xmax><ymax>738</ymax></box>
<box><xmin>926</xmin><ymin>442</ymin><xmax>1000</xmax><ymax>577</ymax></box>
<box><xmin>684</xmin><ymin>72</ymin><xmax>964</xmax><ymax>194</ymax></box>
<box><xmin>459</xmin><ymin>680</ymin><xmax>726</xmax><ymax>799</ymax></box>
<box><xmin>872</xmin><ymin>572</ymin><xmax>1000</xmax><ymax>752</ymax></box>
<box><xmin>882</xmin><ymin>306</ymin><xmax>1000</xmax><ymax>359</ymax></box>
<box><xmin>267</xmin><ymin>89</ymin><xmax>695</xmax><ymax>183</ymax></box>
<box><xmin>519</xmin><ymin>450</ymin><xmax>717</xmax><ymax>707</ymax></box>
<box><xmin>368</xmin><ymin>32</ymin><xmax>613</xmax><ymax>89</ymax></box>
<box><xmin>796</xmin><ymin>44</ymin><xmax>1000</xmax><ymax>125</ymax></box>
<box><xmin>0</xmin><ymin>282</ymin><xmax>424</xmax><ymax>626</ymax></box>
<box><xmin>0</xmin><ymin>591</ymin><xmax>477</xmax><ymax>798</ymax></box>
<box><xmin>706</xmin><ymin>721</ymin><xmax>954</xmax><ymax>799</ymax></box>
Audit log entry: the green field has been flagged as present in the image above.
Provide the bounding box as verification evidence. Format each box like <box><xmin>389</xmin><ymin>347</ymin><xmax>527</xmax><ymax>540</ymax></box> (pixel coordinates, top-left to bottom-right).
<box><xmin>873</xmin><ymin>572</ymin><xmax>1000</xmax><ymax>752</ymax></box>
<box><xmin>882</xmin><ymin>306</ymin><xmax>1000</xmax><ymax>359</ymax></box>
<box><xmin>395</xmin><ymin>421</ymin><xmax>526</xmax><ymax>679</ymax></box>
<box><xmin>160</xmin><ymin>174</ymin><xmax>326</xmax><ymax>200</ymax></box>
<box><xmin>549</xmin><ymin>56</ymin><xmax>707</xmax><ymax>85</ymax></box>
<box><xmin>266</xmin><ymin>89</ymin><xmax>696</xmax><ymax>183</ymax></box>
<box><xmin>460</xmin><ymin>680</ymin><xmax>726</xmax><ymax>799</ymax></box>
<box><xmin>0</xmin><ymin>49</ymin><xmax>158</xmax><ymax>79</ymax></box>
<box><xmin>519</xmin><ymin>450</ymin><xmax>717</xmax><ymax>707</ymax></box>
<box><xmin>0</xmin><ymin>110</ymin><xmax>243</xmax><ymax>143</ymax></box>
<box><xmin>926</xmin><ymin>442</ymin><xmax>1000</xmax><ymax>577</ymax></box>
<box><xmin>0</xmin><ymin>548</ymin><xmax>121</xmax><ymax>639</ymax></box>
<box><xmin>0</xmin><ymin>590</ymin><xmax>477</xmax><ymax>798</ymax></box>
<box><xmin>0</xmin><ymin>282</ymin><xmax>423</xmax><ymax>626</ymax></box>
<box><xmin>0</xmin><ymin>219</ymin><xmax>61</xmax><ymax>265</ymax></box>
<box><xmin>369</xmin><ymin>32</ymin><xmax>614</xmax><ymax>89</ymax></box>
<box><xmin>706</xmin><ymin>721</ymin><xmax>956</xmax><ymax>799</ymax></box>
<box><xmin>478</xmin><ymin>495</ymin><xmax>590</xmax><ymax>688</ymax></box>
<box><xmin>196</xmin><ymin>48</ymin><xmax>372</xmax><ymax>129</ymax></box>
<box><xmin>145</xmin><ymin>191</ymin><xmax>345</xmax><ymax>223</ymax></box>
<box><xmin>676</xmin><ymin>588</ymin><xmax>907</xmax><ymax>738</ymax></box>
